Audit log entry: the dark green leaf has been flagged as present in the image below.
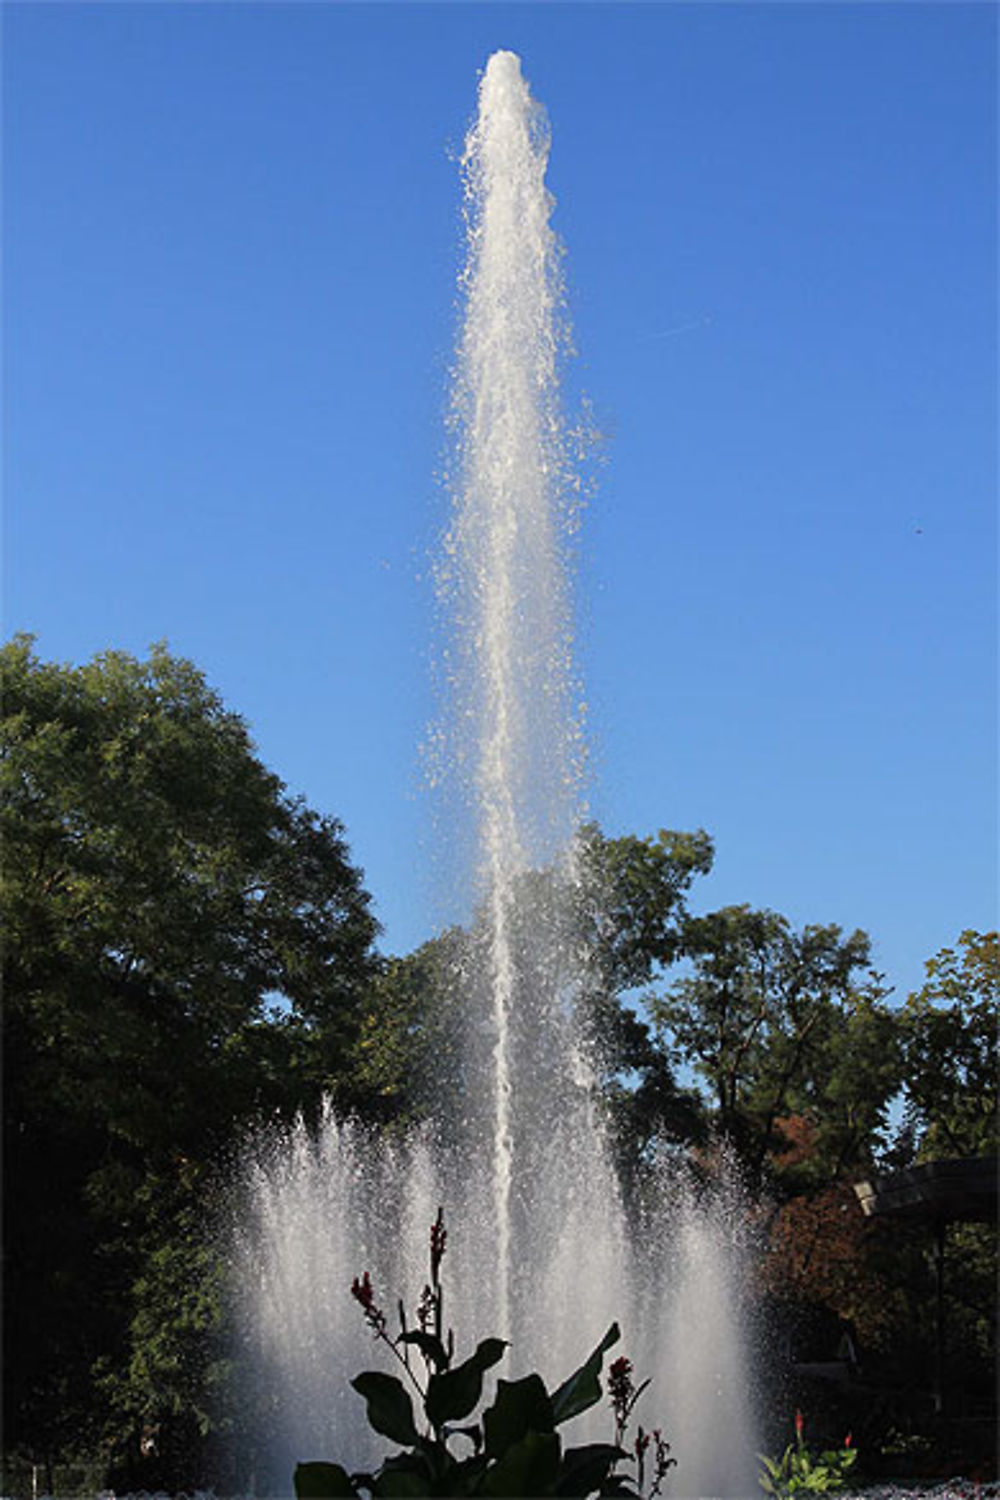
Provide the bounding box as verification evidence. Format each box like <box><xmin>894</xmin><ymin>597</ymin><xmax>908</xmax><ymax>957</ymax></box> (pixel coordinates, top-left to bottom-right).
<box><xmin>371</xmin><ymin>1477</ymin><xmax>429</xmax><ymax>1498</ymax></box>
<box><xmin>479</xmin><ymin>1429</ymin><xmax>562</xmax><ymax>1497</ymax></box>
<box><xmin>371</xmin><ymin>1449</ymin><xmax>443</xmax><ymax>1498</ymax></box>
<box><xmin>294</xmin><ymin>1462</ymin><xmax>360</xmax><ymax>1499</ymax></box>
<box><xmin>483</xmin><ymin>1373</ymin><xmax>554</xmax><ymax>1459</ymax></box>
<box><xmin>444</xmin><ymin>1455</ymin><xmax>489</xmax><ymax>1495</ymax></box>
<box><xmin>371</xmin><ymin>1469</ymin><xmax>432</xmax><ymax>1499</ymax></box>
<box><xmin>550</xmin><ymin>1323</ymin><xmax>620</xmax><ymax>1427</ymax></box>
<box><xmin>425</xmin><ymin>1337</ymin><xmax>507</xmax><ymax>1428</ymax></box>
<box><xmin>379</xmin><ymin>1452</ymin><xmax>434</xmax><ymax>1479</ymax></box>
<box><xmin>352</xmin><ymin>1370</ymin><xmax>421</xmax><ymax>1446</ymax></box>
<box><xmin>555</xmin><ymin>1444</ymin><xmax>627</xmax><ymax>1497</ymax></box>
<box><xmin>399</xmin><ymin>1328</ymin><xmax>450</xmax><ymax>1370</ymax></box>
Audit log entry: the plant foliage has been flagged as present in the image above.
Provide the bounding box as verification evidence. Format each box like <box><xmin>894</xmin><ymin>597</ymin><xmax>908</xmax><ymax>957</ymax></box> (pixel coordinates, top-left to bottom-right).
<box><xmin>295</xmin><ymin>1212</ymin><xmax>674</xmax><ymax>1499</ymax></box>
<box><xmin>758</xmin><ymin>1411</ymin><xmax>857</xmax><ymax>1498</ymax></box>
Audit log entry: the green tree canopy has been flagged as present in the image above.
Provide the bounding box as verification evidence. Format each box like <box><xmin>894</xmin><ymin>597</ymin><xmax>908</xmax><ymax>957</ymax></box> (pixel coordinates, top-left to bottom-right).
<box><xmin>2</xmin><ymin>636</ymin><xmax>380</xmax><ymax>1473</ymax></box>
<box><xmin>573</xmin><ymin>823</ymin><xmax>715</xmax><ymax>995</ymax></box>
<box><xmin>649</xmin><ymin>905</ymin><xmax>899</xmax><ymax>1186</ymax></box>
<box><xmin>3</xmin><ymin>636</ymin><xmax>378</xmax><ymax>1056</ymax></box>
<box><xmin>900</xmin><ymin>928</ymin><xmax>998</xmax><ymax>1161</ymax></box>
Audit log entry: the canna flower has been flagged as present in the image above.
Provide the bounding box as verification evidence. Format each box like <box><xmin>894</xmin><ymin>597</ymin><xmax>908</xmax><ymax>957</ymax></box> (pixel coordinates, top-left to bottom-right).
<box><xmin>351</xmin><ymin>1270</ymin><xmax>376</xmax><ymax>1311</ymax></box>
<box><xmin>608</xmin><ymin>1355</ymin><xmax>635</xmax><ymax>1436</ymax></box>
<box><xmin>350</xmin><ymin>1270</ymin><xmax>386</xmax><ymax>1335</ymax></box>
<box><xmin>609</xmin><ymin>1356</ymin><xmax>633</xmax><ymax>1403</ymax></box>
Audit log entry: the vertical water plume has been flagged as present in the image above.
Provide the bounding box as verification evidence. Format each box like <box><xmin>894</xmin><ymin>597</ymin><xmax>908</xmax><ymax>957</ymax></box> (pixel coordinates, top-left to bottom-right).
<box><xmin>441</xmin><ymin>49</ymin><xmax>585</xmax><ymax>1339</ymax></box>
<box><xmin>234</xmin><ymin>50</ymin><xmax>759</xmax><ymax>1497</ymax></box>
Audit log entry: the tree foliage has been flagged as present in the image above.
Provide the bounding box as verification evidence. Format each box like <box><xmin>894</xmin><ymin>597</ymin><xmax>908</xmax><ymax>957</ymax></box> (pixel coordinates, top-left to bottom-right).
<box><xmin>351</xmin><ymin>931</ymin><xmax>469</xmax><ymax>1126</ymax></box>
<box><xmin>649</xmin><ymin>906</ymin><xmax>897</xmax><ymax>1186</ymax></box>
<box><xmin>899</xmin><ymin>929</ymin><xmax>998</xmax><ymax>1161</ymax></box>
<box><xmin>2</xmin><ymin>636</ymin><xmax>380</xmax><ymax>1474</ymax></box>
<box><xmin>759</xmin><ymin>1172</ymin><xmax>904</xmax><ymax>1348</ymax></box>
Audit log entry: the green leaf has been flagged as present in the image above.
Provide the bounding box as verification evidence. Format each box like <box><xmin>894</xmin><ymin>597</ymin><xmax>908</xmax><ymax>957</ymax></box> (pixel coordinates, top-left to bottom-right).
<box><xmin>483</xmin><ymin>1373</ymin><xmax>555</xmax><ymax>1459</ymax></box>
<box><xmin>294</xmin><ymin>1462</ymin><xmax>360</xmax><ymax>1499</ymax></box>
<box><xmin>352</xmin><ymin>1370</ymin><xmax>421</xmax><ymax>1446</ymax></box>
<box><xmin>371</xmin><ymin>1448</ymin><xmax>439</xmax><ymax>1497</ymax></box>
<box><xmin>370</xmin><ymin>1477</ymin><xmax>428</xmax><ymax>1498</ymax></box>
<box><xmin>371</xmin><ymin>1469</ymin><xmax>432</xmax><ymax>1498</ymax></box>
<box><xmin>479</xmin><ymin>1429</ymin><xmax>562</xmax><ymax>1497</ymax></box>
<box><xmin>399</xmin><ymin>1328</ymin><xmax>450</xmax><ymax>1370</ymax></box>
<box><xmin>550</xmin><ymin>1323</ymin><xmax>620</xmax><ymax>1427</ymax></box>
<box><xmin>425</xmin><ymin>1337</ymin><xmax>507</xmax><ymax>1429</ymax></box>
<box><xmin>443</xmin><ymin>1455</ymin><xmax>489</xmax><ymax>1495</ymax></box>
<box><xmin>555</xmin><ymin>1442</ymin><xmax>626</xmax><ymax>1497</ymax></box>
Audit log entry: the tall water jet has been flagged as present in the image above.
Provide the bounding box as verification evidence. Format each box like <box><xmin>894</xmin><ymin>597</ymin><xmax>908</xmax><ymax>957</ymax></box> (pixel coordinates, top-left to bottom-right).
<box><xmin>235</xmin><ymin>51</ymin><xmax>758</xmax><ymax>1497</ymax></box>
<box><xmin>438</xmin><ymin>46</ymin><xmax>587</xmax><ymax>1345</ymax></box>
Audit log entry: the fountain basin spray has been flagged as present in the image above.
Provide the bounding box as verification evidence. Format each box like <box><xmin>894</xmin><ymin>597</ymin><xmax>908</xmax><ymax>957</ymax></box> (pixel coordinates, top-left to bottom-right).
<box><xmin>237</xmin><ymin>51</ymin><xmax>757</xmax><ymax>1498</ymax></box>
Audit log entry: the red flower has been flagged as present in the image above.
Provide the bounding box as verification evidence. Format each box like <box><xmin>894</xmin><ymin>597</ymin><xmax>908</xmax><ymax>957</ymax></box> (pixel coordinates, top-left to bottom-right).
<box><xmin>350</xmin><ymin>1270</ymin><xmax>386</xmax><ymax>1335</ymax></box>
<box><xmin>608</xmin><ymin>1356</ymin><xmax>635</xmax><ymax>1433</ymax></box>
<box><xmin>844</xmin><ymin>1434</ymin><xmax>853</xmax><ymax>1449</ymax></box>
<box><xmin>608</xmin><ymin>1356</ymin><xmax>633</xmax><ymax>1403</ymax></box>
<box><xmin>795</xmin><ymin>1409</ymin><xmax>804</xmax><ymax>1437</ymax></box>
<box><xmin>351</xmin><ymin>1271</ymin><xmax>376</xmax><ymax>1312</ymax></box>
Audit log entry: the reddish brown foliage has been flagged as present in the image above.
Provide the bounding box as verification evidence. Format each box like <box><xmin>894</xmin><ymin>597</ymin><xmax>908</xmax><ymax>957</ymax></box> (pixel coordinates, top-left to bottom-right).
<box><xmin>760</xmin><ymin>1179</ymin><xmax>903</xmax><ymax>1345</ymax></box>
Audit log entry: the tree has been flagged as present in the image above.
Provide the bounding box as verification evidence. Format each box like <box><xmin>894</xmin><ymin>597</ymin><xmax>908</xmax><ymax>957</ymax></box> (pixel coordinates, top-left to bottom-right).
<box><xmin>900</xmin><ymin>929</ymin><xmax>998</xmax><ymax>1161</ymax></box>
<box><xmin>756</xmin><ymin>932</ymin><xmax>997</xmax><ymax>1463</ymax></box>
<box><xmin>649</xmin><ymin>906</ymin><xmax>898</xmax><ymax>1186</ymax></box>
<box><xmin>566</xmin><ymin>826</ymin><xmax>715</xmax><ymax>1173</ymax></box>
<box><xmin>759</xmin><ymin>1173</ymin><xmax>905</xmax><ymax>1350</ymax></box>
<box><xmin>573</xmin><ymin>823</ymin><xmax>715</xmax><ymax>997</ymax></box>
<box><xmin>350</xmin><ymin>930</ymin><xmax>469</xmax><ymax>1127</ymax></box>
<box><xmin>2</xmin><ymin>636</ymin><xmax>380</xmax><ymax>1474</ymax></box>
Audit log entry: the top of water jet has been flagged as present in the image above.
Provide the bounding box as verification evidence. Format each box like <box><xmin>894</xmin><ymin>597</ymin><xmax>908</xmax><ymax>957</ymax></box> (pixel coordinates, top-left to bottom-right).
<box><xmin>484</xmin><ymin>50</ymin><xmax>523</xmax><ymax>77</ymax></box>
<box><xmin>477</xmin><ymin>50</ymin><xmax>540</xmax><ymax>130</ymax></box>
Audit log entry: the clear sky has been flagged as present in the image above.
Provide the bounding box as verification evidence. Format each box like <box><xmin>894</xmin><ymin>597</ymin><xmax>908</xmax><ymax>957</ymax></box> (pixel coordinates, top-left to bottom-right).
<box><xmin>4</xmin><ymin>2</ymin><xmax>996</xmax><ymax>1007</ymax></box>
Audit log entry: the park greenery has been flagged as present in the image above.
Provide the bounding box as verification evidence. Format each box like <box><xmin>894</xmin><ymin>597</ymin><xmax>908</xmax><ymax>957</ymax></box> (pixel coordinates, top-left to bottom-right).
<box><xmin>2</xmin><ymin>636</ymin><xmax>997</xmax><ymax>1494</ymax></box>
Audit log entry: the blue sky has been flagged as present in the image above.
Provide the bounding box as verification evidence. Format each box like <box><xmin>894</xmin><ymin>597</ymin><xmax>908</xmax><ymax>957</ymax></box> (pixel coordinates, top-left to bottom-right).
<box><xmin>4</xmin><ymin>2</ymin><xmax>996</xmax><ymax>1006</ymax></box>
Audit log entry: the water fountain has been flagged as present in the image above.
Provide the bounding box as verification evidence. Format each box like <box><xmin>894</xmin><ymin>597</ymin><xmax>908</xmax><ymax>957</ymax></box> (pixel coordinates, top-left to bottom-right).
<box><xmin>236</xmin><ymin>52</ymin><xmax>757</xmax><ymax>1497</ymax></box>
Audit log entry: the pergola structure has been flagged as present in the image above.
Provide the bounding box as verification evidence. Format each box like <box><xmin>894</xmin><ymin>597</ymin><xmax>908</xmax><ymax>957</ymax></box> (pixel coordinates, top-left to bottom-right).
<box><xmin>853</xmin><ymin>1156</ymin><xmax>998</xmax><ymax>1414</ymax></box>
